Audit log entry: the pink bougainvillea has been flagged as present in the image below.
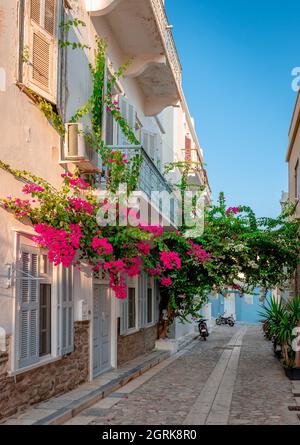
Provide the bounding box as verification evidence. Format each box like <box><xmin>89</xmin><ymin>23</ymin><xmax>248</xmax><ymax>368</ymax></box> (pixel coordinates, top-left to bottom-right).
<box><xmin>124</xmin><ymin>256</ymin><xmax>142</xmax><ymax>277</ymax></box>
<box><xmin>33</xmin><ymin>223</ymin><xmax>82</xmax><ymax>267</ymax></box>
<box><xmin>22</xmin><ymin>184</ymin><xmax>45</xmax><ymax>194</ymax></box>
<box><xmin>161</xmin><ymin>276</ymin><xmax>172</xmax><ymax>287</ymax></box>
<box><xmin>91</xmin><ymin>237</ymin><xmax>113</xmax><ymax>255</ymax></box>
<box><xmin>226</xmin><ymin>207</ymin><xmax>240</xmax><ymax>215</ymax></box>
<box><xmin>3</xmin><ymin>197</ymin><xmax>32</xmax><ymax>219</ymax></box>
<box><xmin>61</xmin><ymin>173</ymin><xmax>90</xmax><ymax>190</ymax></box>
<box><xmin>137</xmin><ymin>241</ymin><xmax>151</xmax><ymax>256</ymax></box>
<box><xmin>187</xmin><ymin>241</ymin><xmax>211</xmax><ymax>263</ymax></box>
<box><xmin>67</xmin><ymin>197</ymin><xmax>94</xmax><ymax>215</ymax></box>
<box><xmin>159</xmin><ymin>251</ymin><xmax>181</xmax><ymax>270</ymax></box>
<box><xmin>148</xmin><ymin>265</ymin><xmax>162</xmax><ymax>277</ymax></box>
<box><xmin>140</xmin><ymin>225</ymin><xmax>163</xmax><ymax>238</ymax></box>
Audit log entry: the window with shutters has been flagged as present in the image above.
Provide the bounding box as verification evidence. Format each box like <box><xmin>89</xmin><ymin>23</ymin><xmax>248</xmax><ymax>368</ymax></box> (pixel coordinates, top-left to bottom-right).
<box><xmin>128</xmin><ymin>287</ymin><xmax>136</xmax><ymax>330</ymax></box>
<box><xmin>23</xmin><ymin>0</ymin><xmax>58</xmax><ymax>103</ymax></box>
<box><xmin>18</xmin><ymin>247</ymin><xmax>53</xmax><ymax>369</ymax></box>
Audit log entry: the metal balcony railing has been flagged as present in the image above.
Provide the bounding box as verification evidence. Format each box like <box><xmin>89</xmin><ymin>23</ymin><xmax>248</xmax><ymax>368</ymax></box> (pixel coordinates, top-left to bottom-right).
<box><xmin>106</xmin><ymin>145</ymin><xmax>176</xmax><ymax>225</ymax></box>
<box><xmin>150</xmin><ymin>0</ymin><xmax>182</xmax><ymax>88</ymax></box>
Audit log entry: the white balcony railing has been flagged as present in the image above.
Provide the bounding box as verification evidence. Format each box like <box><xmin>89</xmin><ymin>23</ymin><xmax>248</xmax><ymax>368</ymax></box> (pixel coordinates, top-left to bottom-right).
<box><xmin>150</xmin><ymin>0</ymin><xmax>182</xmax><ymax>87</ymax></box>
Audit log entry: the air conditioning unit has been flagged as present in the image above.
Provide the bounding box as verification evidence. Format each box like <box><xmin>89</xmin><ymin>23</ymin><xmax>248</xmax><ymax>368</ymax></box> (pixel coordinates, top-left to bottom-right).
<box><xmin>64</xmin><ymin>123</ymin><xmax>100</xmax><ymax>173</ymax></box>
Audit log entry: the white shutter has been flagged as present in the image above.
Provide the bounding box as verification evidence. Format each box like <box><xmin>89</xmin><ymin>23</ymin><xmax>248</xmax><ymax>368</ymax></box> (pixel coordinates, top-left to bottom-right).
<box><xmin>118</xmin><ymin>96</ymin><xmax>136</xmax><ymax>145</ymax></box>
<box><xmin>61</xmin><ymin>266</ymin><xmax>74</xmax><ymax>355</ymax></box>
<box><xmin>138</xmin><ymin>272</ymin><xmax>147</xmax><ymax>328</ymax></box>
<box><xmin>120</xmin><ymin>275</ymin><xmax>128</xmax><ymax>335</ymax></box>
<box><xmin>19</xmin><ymin>250</ymin><xmax>40</xmax><ymax>368</ymax></box>
<box><xmin>24</xmin><ymin>0</ymin><xmax>58</xmax><ymax>102</ymax></box>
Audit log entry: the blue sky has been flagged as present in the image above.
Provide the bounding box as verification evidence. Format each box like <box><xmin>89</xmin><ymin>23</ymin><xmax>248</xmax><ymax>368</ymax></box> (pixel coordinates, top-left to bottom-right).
<box><xmin>166</xmin><ymin>0</ymin><xmax>300</xmax><ymax>217</ymax></box>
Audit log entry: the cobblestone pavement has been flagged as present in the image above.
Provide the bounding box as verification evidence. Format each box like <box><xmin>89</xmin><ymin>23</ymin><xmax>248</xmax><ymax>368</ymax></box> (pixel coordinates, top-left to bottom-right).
<box><xmin>66</xmin><ymin>325</ymin><xmax>299</xmax><ymax>425</ymax></box>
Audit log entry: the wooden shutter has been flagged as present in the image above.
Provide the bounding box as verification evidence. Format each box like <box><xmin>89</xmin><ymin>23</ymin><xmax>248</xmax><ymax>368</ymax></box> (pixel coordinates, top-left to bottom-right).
<box><xmin>138</xmin><ymin>272</ymin><xmax>147</xmax><ymax>328</ymax></box>
<box><xmin>30</xmin><ymin>0</ymin><xmax>41</xmax><ymax>25</ymax></box>
<box><xmin>44</xmin><ymin>0</ymin><xmax>56</xmax><ymax>36</ymax></box>
<box><xmin>185</xmin><ymin>136</ymin><xmax>192</xmax><ymax>161</ymax></box>
<box><xmin>25</xmin><ymin>0</ymin><xmax>57</xmax><ymax>101</ymax></box>
<box><xmin>19</xmin><ymin>250</ymin><xmax>40</xmax><ymax>368</ymax></box>
<box><xmin>61</xmin><ymin>266</ymin><xmax>74</xmax><ymax>355</ymax></box>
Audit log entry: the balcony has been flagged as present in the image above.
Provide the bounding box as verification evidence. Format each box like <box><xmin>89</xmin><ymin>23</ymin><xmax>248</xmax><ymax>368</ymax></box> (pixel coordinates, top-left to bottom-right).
<box><xmin>85</xmin><ymin>0</ymin><xmax>182</xmax><ymax>116</ymax></box>
<box><xmin>105</xmin><ymin>145</ymin><xmax>176</xmax><ymax>225</ymax></box>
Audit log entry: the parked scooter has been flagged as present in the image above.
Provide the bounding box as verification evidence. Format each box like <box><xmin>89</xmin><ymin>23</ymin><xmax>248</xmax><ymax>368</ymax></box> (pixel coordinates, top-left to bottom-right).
<box><xmin>216</xmin><ymin>314</ymin><xmax>235</xmax><ymax>327</ymax></box>
<box><xmin>197</xmin><ymin>318</ymin><xmax>209</xmax><ymax>340</ymax></box>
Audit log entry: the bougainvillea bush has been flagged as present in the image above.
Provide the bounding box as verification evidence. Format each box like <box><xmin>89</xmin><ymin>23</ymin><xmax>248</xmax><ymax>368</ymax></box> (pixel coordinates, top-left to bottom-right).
<box><xmin>0</xmin><ymin>161</ymin><xmax>214</xmax><ymax>336</ymax></box>
<box><xmin>1</xmin><ymin>162</ymin><xmax>300</xmax><ymax>338</ymax></box>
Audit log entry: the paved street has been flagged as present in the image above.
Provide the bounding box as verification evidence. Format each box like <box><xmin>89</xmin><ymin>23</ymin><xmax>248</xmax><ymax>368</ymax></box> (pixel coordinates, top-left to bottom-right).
<box><xmin>66</xmin><ymin>325</ymin><xmax>299</xmax><ymax>425</ymax></box>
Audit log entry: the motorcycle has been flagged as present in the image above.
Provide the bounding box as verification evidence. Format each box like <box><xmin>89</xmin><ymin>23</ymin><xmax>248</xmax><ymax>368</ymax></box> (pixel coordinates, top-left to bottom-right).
<box><xmin>216</xmin><ymin>314</ymin><xmax>235</xmax><ymax>327</ymax></box>
<box><xmin>197</xmin><ymin>318</ymin><xmax>209</xmax><ymax>340</ymax></box>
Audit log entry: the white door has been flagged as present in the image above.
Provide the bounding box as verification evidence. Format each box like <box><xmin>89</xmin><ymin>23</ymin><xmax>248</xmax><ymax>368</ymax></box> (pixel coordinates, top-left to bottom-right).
<box><xmin>93</xmin><ymin>284</ymin><xmax>111</xmax><ymax>378</ymax></box>
<box><xmin>224</xmin><ymin>293</ymin><xmax>236</xmax><ymax>319</ymax></box>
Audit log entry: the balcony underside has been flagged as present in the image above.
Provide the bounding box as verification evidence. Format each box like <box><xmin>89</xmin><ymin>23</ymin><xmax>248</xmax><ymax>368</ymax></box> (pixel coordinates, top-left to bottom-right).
<box><xmin>86</xmin><ymin>0</ymin><xmax>181</xmax><ymax>115</ymax></box>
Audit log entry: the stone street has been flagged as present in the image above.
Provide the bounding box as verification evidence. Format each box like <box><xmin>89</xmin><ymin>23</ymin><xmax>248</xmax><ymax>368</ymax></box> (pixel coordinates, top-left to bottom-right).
<box><xmin>66</xmin><ymin>325</ymin><xmax>299</xmax><ymax>425</ymax></box>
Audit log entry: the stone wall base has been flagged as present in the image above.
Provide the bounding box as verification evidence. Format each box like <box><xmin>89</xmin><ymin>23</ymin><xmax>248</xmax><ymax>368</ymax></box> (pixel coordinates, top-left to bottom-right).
<box><xmin>117</xmin><ymin>324</ymin><xmax>158</xmax><ymax>366</ymax></box>
<box><xmin>0</xmin><ymin>321</ymin><xmax>90</xmax><ymax>422</ymax></box>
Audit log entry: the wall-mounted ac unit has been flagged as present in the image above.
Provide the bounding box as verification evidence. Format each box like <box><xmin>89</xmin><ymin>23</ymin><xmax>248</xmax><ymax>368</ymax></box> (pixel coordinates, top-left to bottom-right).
<box><xmin>64</xmin><ymin>123</ymin><xmax>100</xmax><ymax>173</ymax></box>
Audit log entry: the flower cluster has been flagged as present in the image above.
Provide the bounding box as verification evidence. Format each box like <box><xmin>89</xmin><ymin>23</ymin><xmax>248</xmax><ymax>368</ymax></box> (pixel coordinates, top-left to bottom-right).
<box><xmin>61</xmin><ymin>173</ymin><xmax>90</xmax><ymax>190</ymax></box>
<box><xmin>104</xmin><ymin>260</ymin><xmax>127</xmax><ymax>299</ymax></box>
<box><xmin>161</xmin><ymin>276</ymin><xmax>172</xmax><ymax>287</ymax></box>
<box><xmin>109</xmin><ymin>151</ymin><xmax>128</xmax><ymax>166</ymax></box>
<box><xmin>91</xmin><ymin>237</ymin><xmax>113</xmax><ymax>255</ymax></box>
<box><xmin>160</xmin><ymin>251</ymin><xmax>181</xmax><ymax>270</ymax></box>
<box><xmin>187</xmin><ymin>241</ymin><xmax>211</xmax><ymax>263</ymax></box>
<box><xmin>3</xmin><ymin>197</ymin><xmax>32</xmax><ymax>220</ymax></box>
<box><xmin>67</xmin><ymin>197</ymin><xmax>94</xmax><ymax>215</ymax></box>
<box><xmin>141</xmin><ymin>225</ymin><xmax>163</xmax><ymax>238</ymax></box>
<box><xmin>33</xmin><ymin>223</ymin><xmax>82</xmax><ymax>267</ymax></box>
<box><xmin>137</xmin><ymin>241</ymin><xmax>151</xmax><ymax>256</ymax></box>
<box><xmin>226</xmin><ymin>207</ymin><xmax>240</xmax><ymax>215</ymax></box>
<box><xmin>22</xmin><ymin>184</ymin><xmax>45</xmax><ymax>194</ymax></box>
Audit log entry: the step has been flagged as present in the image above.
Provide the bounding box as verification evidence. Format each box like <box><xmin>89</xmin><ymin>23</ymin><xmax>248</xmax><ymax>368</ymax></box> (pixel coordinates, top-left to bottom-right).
<box><xmin>3</xmin><ymin>350</ymin><xmax>171</xmax><ymax>425</ymax></box>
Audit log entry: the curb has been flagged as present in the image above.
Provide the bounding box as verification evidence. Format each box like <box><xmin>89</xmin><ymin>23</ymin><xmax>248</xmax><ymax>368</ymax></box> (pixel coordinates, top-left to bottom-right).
<box><xmin>33</xmin><ymin>351</ymin><xmax>170</xmax><ymax>425</ymax></box>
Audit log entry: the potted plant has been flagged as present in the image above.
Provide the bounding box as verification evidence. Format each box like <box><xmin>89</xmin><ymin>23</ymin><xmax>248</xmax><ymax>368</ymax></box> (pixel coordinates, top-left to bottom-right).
<box><xmin>259</xmin><ymin>296</ymin><xmax>300</xmax><ymax>380</ymax></box>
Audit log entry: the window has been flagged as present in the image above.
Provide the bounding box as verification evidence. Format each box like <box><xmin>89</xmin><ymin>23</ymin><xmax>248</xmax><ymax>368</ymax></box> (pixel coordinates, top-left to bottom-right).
<box><xmin>39</xmin><ymin>283</ymin><xmax>51</xmax><ymax>356</ymax></box>
<box><xmin>147</xmin><ymin>287</ymin><xmax>153</xmax><ymax>324</ymax></box>
<box><xmin>128</xmin><ymin>287</ymin><xmax>136</xmax><ymax>330</ymax></box>
<box><xmin>295</xmin><ymin>160</ymin><xmax>299</xmax><ymax>199</ymax></box>
<box><xmin>18</xmin><ymin>248</ymin><xmax>53</xmax><ymax>368</ymax></box>
<box><xmin>23</xmin><ymin>0</ymin><xmax>58</xmax><ymax>102</ymax></box>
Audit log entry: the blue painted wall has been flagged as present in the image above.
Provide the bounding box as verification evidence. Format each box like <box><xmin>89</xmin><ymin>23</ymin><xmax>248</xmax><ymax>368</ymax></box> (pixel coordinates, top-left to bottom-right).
<box><xmin>210</xmin><ymin>289</ymin><xmax>271</xmax><ymax>324</ymax></box>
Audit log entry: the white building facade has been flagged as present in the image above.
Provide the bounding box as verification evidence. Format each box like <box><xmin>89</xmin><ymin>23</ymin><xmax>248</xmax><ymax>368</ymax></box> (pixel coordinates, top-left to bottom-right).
<box><xmin>0</xmin><ymin>0</ymin><xmax>209</xmax><ymax>419</ymax></box>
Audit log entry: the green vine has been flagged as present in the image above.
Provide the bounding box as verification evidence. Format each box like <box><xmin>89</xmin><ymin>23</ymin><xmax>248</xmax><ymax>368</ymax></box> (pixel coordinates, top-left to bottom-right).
<box><xmin>69</xmin><ymin>36</ymin><xmax>142</xmax><ymax>196</ymax></box>
<box><xmin>26</xmin><ymin>89</ymin><xmax>65</xmax><ymax>136</ymax></box>
<box><xmin>59</xmin><ymin>19</ymin><xmax>91</xmax><ymax>50</ymax></box>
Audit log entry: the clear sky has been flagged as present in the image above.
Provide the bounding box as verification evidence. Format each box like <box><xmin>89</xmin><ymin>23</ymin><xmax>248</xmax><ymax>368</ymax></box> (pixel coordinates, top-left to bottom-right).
<box><xmin>166</xmin><ymin>0</ymin><xmax>300</xmax><ymax>217</ymax></box>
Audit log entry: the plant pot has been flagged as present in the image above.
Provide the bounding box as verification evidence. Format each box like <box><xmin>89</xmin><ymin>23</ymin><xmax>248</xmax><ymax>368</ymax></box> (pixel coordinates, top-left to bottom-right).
<box><xmin>283</xmin><ymin>366</ymin><xmax>300</xmax><ymax>380</ymax></box>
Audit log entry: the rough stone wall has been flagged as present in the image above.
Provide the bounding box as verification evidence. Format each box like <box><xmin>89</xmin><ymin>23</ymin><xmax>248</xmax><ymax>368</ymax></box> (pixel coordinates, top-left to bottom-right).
<box><xmin>117</xmin><ymin>324</ymin><xmax>158</xmax><ymax>366</ymax></box>
<box><xmin>0</xmin><ymin>321</ymin><xmax>89</xmax><ymax>422</ymax></box>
